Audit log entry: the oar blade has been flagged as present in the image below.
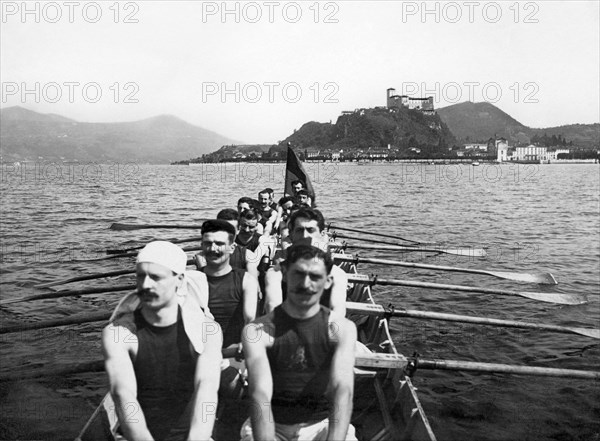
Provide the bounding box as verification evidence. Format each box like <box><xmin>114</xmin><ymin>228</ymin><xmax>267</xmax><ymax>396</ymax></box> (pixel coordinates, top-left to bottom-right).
<box><xmin>574</xmin><ymin>327</ymin><xmax>600</xmax><ymax>339</ymax></box>
<box><xmin>110</xmin><ymin>223</ymin><xmax>143</xmax><ymax>231</ymax></box>
<box><xmin>516</xmin><ymin>291</ymin><xmax>587</xmax><ymax>305</ymax></box>
<box><xmin>491</xmin><ymin>271</ymin><xmax>558</xmax><ymax>285</ymax></box>
<box><xmin>440</xmin><ymin>248</ymin><xmax>487</xmax><ymax>257</ymax></box>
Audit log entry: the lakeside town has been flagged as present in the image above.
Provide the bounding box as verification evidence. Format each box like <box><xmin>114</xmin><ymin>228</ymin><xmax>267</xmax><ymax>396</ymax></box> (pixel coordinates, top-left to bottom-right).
<box><xmin>178</xmin><ymin>88</ymin><xmax>599</xmax><ymax>165</ymax></box>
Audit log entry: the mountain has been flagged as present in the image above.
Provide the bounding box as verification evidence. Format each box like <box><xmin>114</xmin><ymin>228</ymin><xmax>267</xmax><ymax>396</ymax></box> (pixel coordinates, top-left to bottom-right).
<box><xmin>437</xmin><ymin>102</ymin><xmax>599</xmax><ymax>147</ymax></box>
<box><xmin>273</xmin><ymin>105</ymin><xmax>457</xmax><ymax>157</ymax></box>
<box><xmin>437</xmin><ymin>102</ymin><xmax>530</xmax><ymax>144</ymax></box>
<box><xmin>528</xmin><ymin>124</ymin><xmax>600</xmax><ymax>148</ymax></box>
<box><xmin>0</xmin><ymin>107</ymin><xmax>241</xmax><ymax>163</ymax></box>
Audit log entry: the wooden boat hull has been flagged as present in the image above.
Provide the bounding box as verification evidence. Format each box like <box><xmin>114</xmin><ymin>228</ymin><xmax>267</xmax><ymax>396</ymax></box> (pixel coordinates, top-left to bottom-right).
<box><xmin>76</xmin><ymin>259</ymin><xmax>436</xmax><ymax>441</ymax></box>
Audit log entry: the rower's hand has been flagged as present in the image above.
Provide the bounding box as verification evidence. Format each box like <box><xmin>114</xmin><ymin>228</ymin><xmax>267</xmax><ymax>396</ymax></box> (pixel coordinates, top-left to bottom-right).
<box><xmin>235</xmin><ymin>342</ymin><xmax>244</xmax><ymax>361</ymax></box>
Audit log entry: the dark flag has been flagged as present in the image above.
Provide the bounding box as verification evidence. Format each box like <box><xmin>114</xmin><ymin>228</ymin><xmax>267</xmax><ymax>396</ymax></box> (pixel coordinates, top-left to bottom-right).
<box><xmin>284</xmin><ymin>143</ymin><xmax>316</xmax><ymax>207</ymax></box>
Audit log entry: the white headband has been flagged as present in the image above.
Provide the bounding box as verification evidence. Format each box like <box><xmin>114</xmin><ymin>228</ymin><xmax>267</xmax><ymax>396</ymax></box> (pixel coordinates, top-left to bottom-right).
<box><xmin>136</xmin><ymin>241</ymin><xmax>187</xmax><ymax>275</ymax></box>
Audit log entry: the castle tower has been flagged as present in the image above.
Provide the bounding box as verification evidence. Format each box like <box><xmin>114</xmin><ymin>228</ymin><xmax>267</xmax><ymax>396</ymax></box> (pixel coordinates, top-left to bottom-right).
<box><xmin>387</xmin><ymin>88</ymin><xmax>396</xmax><ymax>108</ymax></box>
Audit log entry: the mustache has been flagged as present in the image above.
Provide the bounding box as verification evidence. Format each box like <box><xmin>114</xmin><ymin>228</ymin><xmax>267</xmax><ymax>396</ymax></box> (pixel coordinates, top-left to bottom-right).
<box><xmin>137</xmin><ymin>289</ymin><xmax>156</xmax><ymax>297</ymax></box>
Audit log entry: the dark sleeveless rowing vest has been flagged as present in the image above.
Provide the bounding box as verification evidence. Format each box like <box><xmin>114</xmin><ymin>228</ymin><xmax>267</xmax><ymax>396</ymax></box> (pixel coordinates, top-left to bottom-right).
<box><xmin>236</xmin><ymin>232</ymin><xmax>260</xmax><ymax>252</ymax></box>
<box><xmin>267</xmin><ymin>305</ymin><xmax>334</xmax><ymax>424</ymax></box>
<box><xmin>230</xmin><ymin>245</ymin><xmax>247</xmax><ymax>270</ymax></box>
<box><xmin>206</xmin><ymin>267</ymin><xmax>245</xmax><ymax>348</ymax></box>
<box><xmin>259</xmin><ymin>207</ymin><xmax>274</xmax><ymax>228</ymax></box>
<box><xmin>133</xmin><ymin>308</ymin><xmax>196</xmax><ymax>440</ymax></box>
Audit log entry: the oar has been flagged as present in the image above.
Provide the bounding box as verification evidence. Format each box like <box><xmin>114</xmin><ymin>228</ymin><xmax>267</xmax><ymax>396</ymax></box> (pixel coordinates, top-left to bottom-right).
<box><xmin>4</xmin><ymin>301</ymin><xmax>598</xmax><ymax>340</ymax></box>
<box><xmin>358</xmin><ymin>353</ymin><xmax>600</xmax><ymax>380</ymax></box>
<box><xmin>110</xmin><ymin>223</ymin><xmax>203</xmax><ymax>231</ymax></box>
<box><xmin>35</xmin><ymin>258</ymin><xmax>196</xmax><ymax>288</ymax></box>
<box><xmin>3</xmin><ymin>352</ymin><xmax>597</xmax><ymax>382</ymax></box>
<box><xmin>0</xmin><ymin>360</ymin><xmax>106</xmax><ymax>382</ymax></box>
<box><xmin>334</xmin><ymin>254</ymin><xmax>557</xmax><ymax>285</ymax></box>
<box><xmin>0</xmin><ymin>348</ymin><xmax>241</xmax><ymax>382</ymax></box>
<box><xmin>79</xmin><ymin>246</ymin><xmax>201</xmax><ymax>262</ymax></box>
<box><xmin>347</xmin><ymin>273</ymin><xmax>586</xmax><ymax>305</ymax></box>
<box><xmin>333</xmin><ymin>241</ymin><xmax>487</xmax><ymax>258</ymax></box>
<box><xmin>327</xmin><ymin>224</ymin><xmax>430</xmax><ymax>245</ymax></box>
<box><xmin>0</xmin><ymin>312</ymin><xmax>112</xmax><ymax>334</ymax></box>
<box><xmin>106</xmin><ymin>237</ymin><xmax>202</xmax><ymax>254</ymax></box>
<box><xmin>415</xmin><ymin>358</ymin><xmax>600</xmax><ymax>380</ymax></box>
<box><xmin>346</xmin><ymin>302</ymin><xmax>600</xmax><ymax>340</ymax></box>
<box><xmin>0</xmin><ymin>285</ymin><xmax>135</xmax><ymax>306</ymax></box>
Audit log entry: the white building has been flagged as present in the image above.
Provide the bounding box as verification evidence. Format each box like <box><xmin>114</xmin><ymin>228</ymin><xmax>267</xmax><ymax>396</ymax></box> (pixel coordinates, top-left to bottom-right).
<box><xmin>512</xmin><ymin>145</ymin><xmax>570</xmax><ymax>162</ymax></box>
<box><xmin>464</xmin><ymin>144</ymin><xmax>488</xmax><ymax>151</ymax></box>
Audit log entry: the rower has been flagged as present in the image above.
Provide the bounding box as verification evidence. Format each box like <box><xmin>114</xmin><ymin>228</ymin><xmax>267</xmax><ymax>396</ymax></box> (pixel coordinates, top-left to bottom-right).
<box><xmin>290</xmin><ymin>179</ymin><xmax>305</xmax><ymax>198</ymax></box>
<box><xmin>102</xmin><ymin>241</ymin><xmax>222</xmax><ymax>440</ymax></box>
<box><xmin>265</xmin><ymin>187</ymin><xmax>278</xmax><ymax>211</ymax></box>
<box><xmin>264</xmin><ymin>207</ymin><xmax>348</xmax><ymax>317</ymax></box>
<box><xmin>242</xmin><ymin>243</ymin><xmax>357</xmax><ymax>441</ymax></box>
<box><xmin>201</xmin><ymin>219</ymin><xmax>259</xmax><ymax>350</ymax></box>
<box><xmin>296</xmin><ymin>189</ymin><xmax>311</xmax><ymax>206</ymax></box>
<box><xmin>273</xmin><ymin>196</ymin><xmax>295</xmax><ymax>238</ymax></box>
<box><xmin>290</xmin><ymin>179</ymin><xmax>312</xmax><ymax>206</ymax></box>
<box><xmin>194</xmin><ymin>208</ymin><xmax>260</xmax><ymax>281</ymax></box>
<box><xmin>258</xmin><ymin>188</ymin><xmax>278</xmax><ymax>235</ymax></box>
<box><xmin>237</xmin><ymin>197</ymin><xmax>264</xmax><ymax>235</ymax></box>
<box><xmin>236</xmin><ymin>208</ymin><xmax>262</xmax><ymax>252</ymax></box>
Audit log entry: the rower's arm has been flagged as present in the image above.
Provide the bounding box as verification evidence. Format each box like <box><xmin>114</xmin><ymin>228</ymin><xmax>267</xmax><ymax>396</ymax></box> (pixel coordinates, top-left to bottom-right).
<box><xmin>244</xmin><ymin>246</ymin><xmax>263</xmax><ymax>280</ymax></box>
<box><xmin>327</xmin><ymin>318</ymin><xmax>357</xmax><ymax>441</ymax></box>
<box><xmin>243</xmin><ymin>321</ymin><xmax>276</xmax><ymax>441</ymax></box>
<box><xmin>263</xmin><ymin>210</ymin><xmax>278</xmax><ymax>236</ymax></box>
<box><xmin>101</xmin><ymin>324</ymin><xmax>154</xmax><ymax>441</ymax></box>
<box><xmin>264</xmin><ymin>267</ymin><xmax>283</xmax><ymax>314</ymax></box>
<box><xmin>330</xmin><ymin>265</ymin><xmax>348</xmax><ymax>317</ymax></box>
<box><xmin>187</xmin><ymin>318</ymin><xmax>222</xmax><ymax>441</ymax></box>
<box><xmin>242</xmin><ymin>272</ymin><xmax>259</xmax><ymax>324</ymax></box>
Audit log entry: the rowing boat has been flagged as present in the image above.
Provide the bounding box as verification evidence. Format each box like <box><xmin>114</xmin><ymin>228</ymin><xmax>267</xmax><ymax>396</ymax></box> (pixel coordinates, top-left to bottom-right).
<box><xmin>75</xmin><ymin>249</ymin><xmax>437</xmax><ymax>441</ymax></box>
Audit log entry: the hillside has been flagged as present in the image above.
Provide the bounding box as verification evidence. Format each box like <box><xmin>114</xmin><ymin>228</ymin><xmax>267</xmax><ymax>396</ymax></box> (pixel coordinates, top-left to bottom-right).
<box><xmin>528</xmin><ymin>124</ymin><xmax>600</xmax><ymax>148</ymax></box>
<box><xmin>274</xmin><ymin>106</ymin><xmax>457</xmax><ymax>156</ymax></box>
<box><xmin>437</xmin><ymin>102</ymin><xmax>530</xmax><ymax>144</ymax></box>
<box><xmin>438</xmin><ymin>102</ymin><xmax>599</xmax><ymax>147</ymax></box>
<box><xmin>195</xmin><ymin>144</ymin><xmax>274</xmax><ymax>162</ymax></box>
<box><xmin>0</xmin><ymin>107</ymin><xmax>240</xmax><ymax>163</ymax></box>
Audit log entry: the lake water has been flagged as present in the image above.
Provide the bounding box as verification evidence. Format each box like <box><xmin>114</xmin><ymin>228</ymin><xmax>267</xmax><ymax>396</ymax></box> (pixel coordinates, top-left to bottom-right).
<box><xmin>1</xmin><ymin>161</ymin><xmax>599</xmax><ymax>440</ymax></box>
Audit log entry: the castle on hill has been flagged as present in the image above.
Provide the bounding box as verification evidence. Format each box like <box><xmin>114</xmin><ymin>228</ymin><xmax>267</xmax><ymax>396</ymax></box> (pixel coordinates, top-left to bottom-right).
<box><xmin>386</xmin><ymin>87</ymin><xmax>435</xmax><ymax>115</ymax></box>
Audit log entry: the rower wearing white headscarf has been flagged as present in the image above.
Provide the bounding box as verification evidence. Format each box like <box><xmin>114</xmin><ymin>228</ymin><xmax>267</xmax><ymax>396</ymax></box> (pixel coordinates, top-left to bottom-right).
<box><xmin>102</xmin><ymin>241</ymin><xmax>222</xmax><ymax>441</ymax></box>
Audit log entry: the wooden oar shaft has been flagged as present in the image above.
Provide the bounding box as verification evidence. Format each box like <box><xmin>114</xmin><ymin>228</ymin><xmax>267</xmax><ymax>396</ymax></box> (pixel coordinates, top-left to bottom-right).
<box><xmin>35</xmin><ymin>259</ymin><xmax>196</xmax><ymax>288</ymax></box>
<box><xmin>335</xmin><ymin>255</ymin><xmax>557</xmax><ymax>285</ymax></box>
<box><xmin>346</xmin><ymin>274</ymin><xmax>585</xmax><ymax>305</ymax></box>
<box><xmin>6</xmin><ymin>301</ymin><xmax>596</xmax><ymax>339</ymax></box>
<box><xmin>336</xmin><ymin>241</ymin><xmax>487</xmax><ymax>257</ymax></box>
<box><xmin>346</xmin><ymin>302</ymin><xmax>600</xmax><ymax>339</ymax></box>
<box><xmin>0</xmin><ymin>312</ymin><xmax>112</xmax><ymax>334</ymax></box>
<box><xmin>35</xmin><ymin>269</ymin><xmax>133</xmax><ymax>288</ymax></box>
<box><xmin>417</xmin><ymin>358</ymin><xmax>600</xmax><ymax>379</ymax></box>
<box><xmin>0</xmin><ymin>360</ymin><xmax>105</xmax><ymax>382</ymax></box>
<box><xmin>0</xmin><ymin>348</ymin><xmax>241</xmax><ymax>382</ymax></box>
<box><xmin>0</xmin><ymin>285</ymin><xmax>135</xmax><ymax>305</ymax></box>
<box><xmin>106</xmin><ymin>237</ymin><xmax>202</xmax><ymax>254</ymax></box>
<box><xmin>110</xmin><ymin>223</ymin><xmax>203</xmax><ymax>231</ymax></box>
<box><xmin>328</xmin><ymin>224</ymin><xmax>422</xmax><ymax>245</ymax></box>
<box><xmin>85</xmin><ymin>247</ymin><xmax>201</xmax><ymax>262</ymax></box>
<box><xmin>2</xmin><ymin>352</ymin><xmax>597</xmax><ymax>382</ymax></box>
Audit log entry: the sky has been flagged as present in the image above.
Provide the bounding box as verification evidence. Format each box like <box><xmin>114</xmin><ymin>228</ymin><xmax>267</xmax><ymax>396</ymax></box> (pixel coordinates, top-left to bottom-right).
<box><xmin>1</xmin><ymin>1</ymin><xmax>599</xmax><ymax>144</ymax></box>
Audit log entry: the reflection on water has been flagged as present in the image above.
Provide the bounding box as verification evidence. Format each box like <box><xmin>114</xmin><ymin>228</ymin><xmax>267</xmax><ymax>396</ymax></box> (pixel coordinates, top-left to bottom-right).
<box><xmin>1</xmin><ymin>162</ymin><xmax>599</xmax><ymax>440</ymax></box>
